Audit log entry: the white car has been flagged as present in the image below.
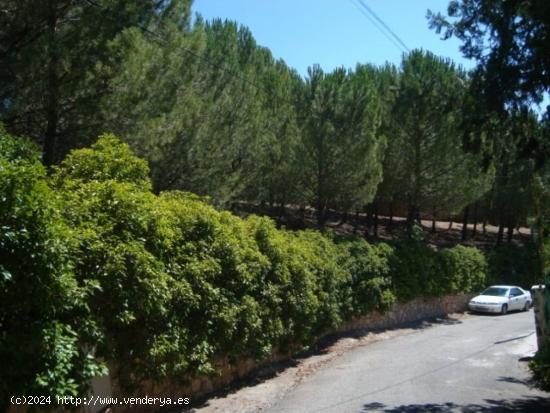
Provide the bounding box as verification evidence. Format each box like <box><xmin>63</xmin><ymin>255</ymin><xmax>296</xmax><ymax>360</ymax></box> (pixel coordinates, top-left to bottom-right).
<box><xmin>468</xmin><ymin>285</ymin><xmax>532</xmax><ymax>315</ymax></box>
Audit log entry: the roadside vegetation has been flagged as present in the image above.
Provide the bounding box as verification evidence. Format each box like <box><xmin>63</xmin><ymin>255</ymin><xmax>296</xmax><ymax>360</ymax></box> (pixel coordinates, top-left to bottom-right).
<box><xmin>1</xmin><ymin>131</ymin><xmax>489</xmax><ymax>404</ymax></box>
<box><xmin>1</xmin><ymin>0</ymin><xmax>550</xmax><ymax>402</ymax></box>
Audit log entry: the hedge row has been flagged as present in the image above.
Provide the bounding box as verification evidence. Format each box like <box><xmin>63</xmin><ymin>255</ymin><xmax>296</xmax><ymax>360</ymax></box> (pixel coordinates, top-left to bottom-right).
<box><xmin>486</xmin><ymin>243</ymin><xmax>539</xmax><ymax>289</ymax></box>
<box><xmin>1</xmin><ymin>131</ymin><xmax>488</xmax><ymax>404</ymax></box>
<box><xmin>390</xmin><ymin>242</ymin><xmax>487</xmax><ymax>300</ymax></box>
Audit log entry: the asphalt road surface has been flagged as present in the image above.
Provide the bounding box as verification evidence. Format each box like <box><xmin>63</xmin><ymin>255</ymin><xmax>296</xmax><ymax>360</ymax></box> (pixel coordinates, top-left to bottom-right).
<box><xmin>263</xmin><ymin>310</ymin><xmax>549</xmax><ymax>413</ymax></box>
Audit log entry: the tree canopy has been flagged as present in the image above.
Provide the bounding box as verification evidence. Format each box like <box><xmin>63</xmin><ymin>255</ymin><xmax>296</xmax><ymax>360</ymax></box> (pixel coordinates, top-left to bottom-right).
<box><xmin>429</xmin><ymin>0</ymin><xmax>550</xmax><ymax>117</ymax></box>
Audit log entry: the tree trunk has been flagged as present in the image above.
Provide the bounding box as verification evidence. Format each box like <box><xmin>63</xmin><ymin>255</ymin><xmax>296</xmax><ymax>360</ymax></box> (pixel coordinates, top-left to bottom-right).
<box><xmin>461</xmin><ymin>206</ymin><xmax>470</xmax><ymax>242</ymax></box>
<box><xmin>411</xmin><ymin>128</ymin><xmax>422</xmax><ymax>232</ymax></box>
<box><xmin>388</xmin><ymin>202</ymin><xmax>394</xmax><ymax>231</ymax></box>
<box><xmin>448</xmin><ymin>217</ymin><xmax>453</xmax><ymax>231</ymax></box>
<box><xmin>298</xmin><ymin>205</ymin><xmax>306</xmax><ymax>226</ymax></box>
<box><xmin>507</xmin><ymin>222</ymin><xmax>514</xmax><ymax>243</ymax></box>
<box><xmin>431</xmin><ymin>206</ymin><xmax>437</xmax><ymax>234</ymax></box>
<box><xmin>317</xmin><ymin>207</ymin><xmax>326</xmax><ymax>227</ymax></box>
<box><xmin>317</xmin><ymin>211</ymin><xmax>326</xmax><ymax>227</ymax></box>
<box><xmin>407</xmin><ymin>204</ymin><xmax>417</xmax><ymax>233</ymax></box>
<box><xmin>338</xmin><ymin>211</ymin><xmax>348</xmax><ymax>226</ymax></box>
<box><xmin>472</xmin><ymin>202</ymin><xmax>478</xmax><ymax>237</ymax></box>
<box><xmin>316</xmin><ymin>194</ymin><xmax>328</xmax><ymax>227</ymax></box>
<box><xmin>497</xmin><ymin>222</ymin><xmax>505</xmax><ymax>246</ymax></box>
<box><xmin>365</xmin><ymin>204</ymin><xmax>373</xmax><ymax>233</ymax></box>
<box><xmin>415</xmin><ymin>209</ymin><xmax>422</xmax><ymax>225</ymax></box>
<box><xmin>43</xmin><ymin>0</ymin><xmax>59</xmax><ymax>166</ymax></box>
<box><xmin>279</xmin><ymin>202</ymin><xmax>286</xmax><ymax>218</ymax></box>
<box><xmin>530</xmin><ymin>160</ymin><xmax>546</xmax><ymax>281</ymax></box>
<box><xmin>496</xmin><ymin>161</ymin><xmax>509</xmax><ymax>247</ymax></box>
<box><xmin>373</xmin><ymin>202</ymin><xmax>379</xmax><ymax>237</ymax></box>
<box><xmin>482</xmin><ymin>193</ymin><xmax>492</xmax><ymax>235</ymax></box>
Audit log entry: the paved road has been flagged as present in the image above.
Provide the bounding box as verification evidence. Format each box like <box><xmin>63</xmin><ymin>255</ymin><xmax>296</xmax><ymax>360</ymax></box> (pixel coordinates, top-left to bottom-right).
<box><xmin>264</xmin><ymin>311</ymin><xmax>550</xmax><ymax>413</ymax></box>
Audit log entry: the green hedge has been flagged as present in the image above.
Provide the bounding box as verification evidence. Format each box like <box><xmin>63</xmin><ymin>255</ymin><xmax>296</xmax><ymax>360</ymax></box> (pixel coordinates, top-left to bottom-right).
<box><xmin>337</xmin><ymin>237</ymin><xmax>395</xmax><ymax>315</ymax></box>
<box><xmin>487</xmin><ymin>243</ymin><xmax>539</xmax><ymax>289</ymax></box>
<box><xmin>1</xmin><ymin>131</ymin><xmax>491</xmax><ymax>401</ymax></box>
<box><xmin>0</xmin><ymin>130</ymin><xmax>105</xmax><ymax>405</ymax></box>
<box><xmin>439</xmin><ymin>245</ymin><xmax>487</xmax><ymax>295</ymax></box>
<box><xmin>390</xmin><ymin>241</ymin><xmax>487</xmax><ymax>301</ymax></box>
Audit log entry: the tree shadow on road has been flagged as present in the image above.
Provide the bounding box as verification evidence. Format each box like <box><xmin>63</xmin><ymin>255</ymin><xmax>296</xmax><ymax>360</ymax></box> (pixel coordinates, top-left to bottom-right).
<box><xmin>302</xmin><ymin>315</ymin><xmax>464</xmax><ymax>358</ymax></box>
<box><xmin>180</xmin><ymin>315</ymin><xmax>463</xmax><ymax>412</ymax></box>
<box><xmin>360</xmin><ymin>395</ymin><xmax>550</xmax><ymax>412</ymax></box>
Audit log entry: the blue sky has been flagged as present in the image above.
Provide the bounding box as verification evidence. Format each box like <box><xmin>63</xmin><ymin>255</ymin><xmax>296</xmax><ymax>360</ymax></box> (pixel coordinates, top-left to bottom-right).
<box><xmin>191</xmin><ymin>0</ymin><xmax>475</xmax><ymax>76</ymax></box>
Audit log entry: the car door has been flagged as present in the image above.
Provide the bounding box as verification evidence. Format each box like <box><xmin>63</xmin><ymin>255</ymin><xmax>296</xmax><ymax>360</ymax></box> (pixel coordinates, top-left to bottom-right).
<box><xmin>509</xmin><ymin>288</ymin><xmax>525</xmax><ymax>310</ymax></box>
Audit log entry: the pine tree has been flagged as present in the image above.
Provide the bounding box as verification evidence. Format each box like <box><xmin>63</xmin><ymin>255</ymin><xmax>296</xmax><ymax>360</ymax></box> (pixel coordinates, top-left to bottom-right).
<box><xmin>0</xmin><ymin>0</ymin><xmax>174</xmax><ymax>164</ymax></box>
<box><xmin>297</xmin><ymin>65</ymin><xmax>384</xmax><ymax>226</ymax></box>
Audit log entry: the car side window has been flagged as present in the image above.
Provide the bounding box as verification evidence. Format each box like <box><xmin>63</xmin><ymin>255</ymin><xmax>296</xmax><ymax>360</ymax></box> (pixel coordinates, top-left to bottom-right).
<box><xmin>511</xmin><ymin>288</ymin><xmax>523</xmax><ymax>297</ymax></box>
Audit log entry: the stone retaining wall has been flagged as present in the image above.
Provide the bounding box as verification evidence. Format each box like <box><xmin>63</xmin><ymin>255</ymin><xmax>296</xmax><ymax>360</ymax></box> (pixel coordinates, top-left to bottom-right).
<box><xmin>109</xmin><ymin>293</ymin><xmax>471</xmax><ymax>412</ymax></box>
<box><xmin>334</xmin><ymin>293</ymin><xmax>471</xmax><ymax>333</ymax></box>
<box><xmin>8</xmin><ymin>294</ymin><xmax>471</xmax><ymax>413</ymax></box>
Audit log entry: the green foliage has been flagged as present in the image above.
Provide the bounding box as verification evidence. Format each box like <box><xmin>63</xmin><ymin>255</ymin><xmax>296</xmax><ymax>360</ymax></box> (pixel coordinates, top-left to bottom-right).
<box><xmin>429</xmin><ymin>0</ymin><xmax>550</xmax><ymax>117</ymax></box>
<box><xmin>298</xmin><ymin>64</ymin><xmax>385</xmax><ymax>224</ymax></box>
<box><xmin>390</xmin><ymin>241</ymin><xmax>440</xmax><ymax>300</ymax></box>
<box><xmin>487</xmin><ymin>243</ymin><xmax>539</xmax><ymax>289</ymax></box>
<box><xmin>247</xmin><ymin>217</ymin><xmax>350</xmax><ymax>348</ymax></box>
<box><xmin>0</xmin><ymin>129</ymin><xmax>104</xmax><ymax>405</ymax></box>
<box><xmin>530</xmin><ymin>342</ymin><xmax>550</xmax><ymax>391</ymax></box>
<box><xmin>2</xmin><ymin>133</ymin><xmax>491</xmax><ymax>397</ymax></box>
<box><xmin>50</xmin><ymin>135</ymin><xmax>359</xmax><ymax>387</ymax></box>
<box><xmin>338</xmin><ymin>238</ymin><xmax>395</xmax><ymax>315</ymax></box>
<box><xmin>387</xmin><ymin>50</ymin><xmax>493</xmax><ymax>223</ymax></box>
<box><xmin>100</xmin><ymin>16</ymin><xmax>204</xmax><ymax>193</ymax></box>
<box><xmin>53</xmin><ymin>139</ymin><xmax>183</xmax><ymax>387</ymax></box>
<box><xmin>439</xmin><ymin>245</ymin><xmax>487</xmax><ymax>293</ymax></box>
<box><xmin>391</xmin><ymin>241</ymin><xmax>487</xmax><ymax>300</ymax></box>
<box><xmin>0</xmin><ymin>0</ymin><xmax>182</xmax><ymax>164</ymax></box>
<box><xmin>53</xmin><ymin>134</ymin><xmax>152</xmax><ymax>189</ymax></box>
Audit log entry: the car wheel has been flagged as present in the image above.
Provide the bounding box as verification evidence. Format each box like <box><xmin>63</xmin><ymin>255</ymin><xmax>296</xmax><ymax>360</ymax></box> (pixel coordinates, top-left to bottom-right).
<box><xmin>523</xmin><ymin>301</ymin><xmax>531</xmax><ymax>311</ymax></box>
<box><xmin>501</xmin><ymin>304</ymin><xmax>508</xmax><ymax>315</ymax></box>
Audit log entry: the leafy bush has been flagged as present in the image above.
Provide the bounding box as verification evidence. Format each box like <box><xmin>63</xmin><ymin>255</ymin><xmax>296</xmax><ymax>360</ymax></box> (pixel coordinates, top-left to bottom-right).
<box><xmin>52</xmin><ymin>133</ymin><xmax>152</xmax><ymax>190</ymax></box>
<box><xmin>247</xmin><ymin>218</ymin><xmax>349</xmax><ymax>349</ymax></box>
<box><xmin>440</xmin><ymin>245</ymin><xmax>487</xmax><ymax>294</ymax></box>
<box><xmin>1</xmin><ymin>132</ymin><xmax>491</xmax><ymax>397</ymax></box>
<box><xmin>53</xmin><ymin>139</ymin><xmax>194</xmax><ymax>387</ymax></box>
<box><xmin>390</xmin><ymin>241</ymin><xmax>487</xmax><ymax>300</ymax></box>
<box><xmin>290</xmin><ymin>230</ymin><xmax>350</xmax><ymax>337</ymax></box>
<box><xmin>530</xmin><ymin>342</ymin><xmax>550</xmax><ymax>391</ymax></box>
<box><xmin>487</xmin><ymin>243</ymin><xmax>539</xmax><ymax>289</ymax></box>
<box><xmin>56</xmin><ymin>179</ymin><xmax>176</xmax><ymax>388</ymax></box>
<box><xmin>0</xmin><ymin>129</ymin><xmax>104</xmax><ymax>406</ymax></box>
<box><xmin>337</xmin><ymin>237</ymin><xmax>395</xmax><ymax>315</ymax></box>
<box><xmin>53</xmin><ymin>136</ymin><xmax>355</xmax><ymax>385</ymax></box>
<box><xmin>157</xmin><ymin>193</ymin><xmax>271</xmax><ymax>373</ymax></box>
<box><xmin>390</xmin><ymin>241</ymin><xmax>440</xmax><ymax>300</ymax></box>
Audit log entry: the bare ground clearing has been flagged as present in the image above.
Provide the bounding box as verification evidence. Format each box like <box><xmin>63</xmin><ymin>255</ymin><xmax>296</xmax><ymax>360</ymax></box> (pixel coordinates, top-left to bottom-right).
<box><xmin>234</xmin><ymin>203</ymin><xmax>531</xmax><ymax>250</ymax></box>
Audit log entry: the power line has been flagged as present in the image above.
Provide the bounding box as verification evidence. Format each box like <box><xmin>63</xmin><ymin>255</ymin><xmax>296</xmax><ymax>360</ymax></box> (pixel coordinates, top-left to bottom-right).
<box><xmin>351</xmin><ymin>0</ymin><xmax>410</xmax><ymax>53</ymax></box>
<box><xmin>357</xmin><ymin>0</ymin><xmax>410</xmax><ymax>52</ymax></box>
<box><xmin>348</xmin><ymin>0</ymin><xmax>404</xmax><ymax>53</ymax></box>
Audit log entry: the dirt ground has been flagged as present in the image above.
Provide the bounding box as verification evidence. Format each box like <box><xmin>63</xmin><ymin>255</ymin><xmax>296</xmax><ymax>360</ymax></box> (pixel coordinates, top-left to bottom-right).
<box><xmin>234</xmin><ymin>203</ymin><xmax>531</xmax><ymax>250</ymax></box>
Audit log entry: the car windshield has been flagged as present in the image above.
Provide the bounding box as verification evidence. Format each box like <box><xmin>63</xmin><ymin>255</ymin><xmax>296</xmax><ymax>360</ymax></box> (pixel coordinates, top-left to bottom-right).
<box><xmin>481</xmin><ymin>287</ymin><xmax>509</xmax><ymax>297</ymax></box>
